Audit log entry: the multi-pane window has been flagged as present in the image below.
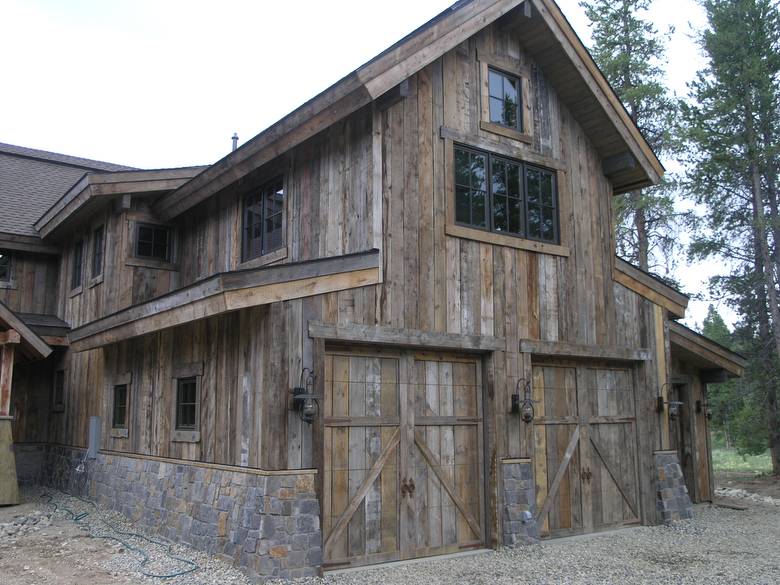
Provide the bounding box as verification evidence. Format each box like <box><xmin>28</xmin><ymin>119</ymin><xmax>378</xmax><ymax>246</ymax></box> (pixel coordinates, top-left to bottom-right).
<box><xmin>488</xmin><ymin>67</ymin><xmax>521</xmax><ymax>131</ymax></box>
<box><xmin>0</xmin><ymin>252</ymin><xmax>11</xmax><ymax>283</ymax></box>
<box><xmin>175</xmin><ymin>377</ymin><xmax>198</xmax><ymax>431</ymax></box>
<box><xmin>53</xmin><ymin>370</ymin><xmax>65</xmax><ymax>409</ymax></box>
<box><xmin>71</xmin><ymin>240</ymin><xmax>84</xmax><ymax>289</ymax></box>
<box><xmin>135</xmin><ymin>223</ymin><xmax>171</xmax><ymax>262</ymax></box>
<box><xmin>242</xmin><ymin>177</ymin><xmax>285</xmax><ymax>261</ymax></box>
<box><xmin>454</xmin><ymin>145</ymin><xmax>558</xmax><ymax>244</ymax></box>
<box><xmin>112</xmin><ymin>384</ymin><xmax>128</xmax><ymax>429</ymax></box>
<box><xmin>92</xmin><ymin>225</ymin><xmax>104</xmax><ymax>278</ymax></box>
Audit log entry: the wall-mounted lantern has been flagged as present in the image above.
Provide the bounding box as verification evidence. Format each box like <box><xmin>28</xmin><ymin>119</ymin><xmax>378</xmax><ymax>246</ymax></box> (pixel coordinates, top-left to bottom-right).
<box><xmin>291</xmin><ymin>368</ymin><xmax>320</xmax><ymax>424</ymax></box>
<box><xmin>511</xmin><ymin>378</ymin><xmax>535</xmax><ymax>424</ymax></box>
<box><xmin>695</xmin><ymin>399</ymin><xmax>713</xmax><ymax>420</ymax></box>
<box><xmin>655</xmin><ymin>384</ymin><xmax>683</xmax><ymax>420</ymax></box>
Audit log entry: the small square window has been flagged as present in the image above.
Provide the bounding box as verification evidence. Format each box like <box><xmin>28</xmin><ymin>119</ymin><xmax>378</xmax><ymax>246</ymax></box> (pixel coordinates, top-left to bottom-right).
<box><xmin>92</xmin><ymin>225</ymin><xmax>105</xmax><ymax>278</ymax></box>
<box><xmin>112</xmin><ymin>384</ymin><xmax>128</xmax><ymax>429</ymax></box>
<box><xmin>175</xmin><ymin>377</ymin><xmax>198</xmax><ymax>431</ymax></box>
<box><xmin>71</xmin><ymin>240</ymin><xmax>84</xmax><ymax>289</ymax></box>
<box><xmin>135</xmin><ymin>224</ymin><xmax>172</xmax><ymax>262</ymax></box>
<box><xmin>487</xmin><ymin>67</ymin><xmax>521</xmax><ymax>131</ymax></box>
<box><xmin>53</xmin><ymin>370</ymin><xmax>65</xmax><ymax>410</ymax></box>
<box><xmin>0</xmin><ymin>251</ymin><xmax>11</xmax><ymax>283</ymax></box>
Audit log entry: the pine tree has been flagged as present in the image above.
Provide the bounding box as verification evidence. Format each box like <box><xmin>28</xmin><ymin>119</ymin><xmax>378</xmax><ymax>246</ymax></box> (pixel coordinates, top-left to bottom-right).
<box><xmin>682</xmin><ymin>0</ymin><xmax>780</xmax><ymax>474</ymax></box>
<box><xmin>580</xmin><ymin>0</ymin><xmax>679</xmax><ymax>272</ymax></box>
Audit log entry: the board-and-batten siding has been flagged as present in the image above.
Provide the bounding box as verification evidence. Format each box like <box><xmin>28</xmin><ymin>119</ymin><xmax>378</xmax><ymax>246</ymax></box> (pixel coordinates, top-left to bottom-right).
<box><xmin>31</xmin><ymin>21</ymin><xmax>663</xmax><ymax>533</ymax></box>
<box><xmin>0</xmin><ymin>252</ymin><xmax>59</xmax><ymax>315</ymax></box>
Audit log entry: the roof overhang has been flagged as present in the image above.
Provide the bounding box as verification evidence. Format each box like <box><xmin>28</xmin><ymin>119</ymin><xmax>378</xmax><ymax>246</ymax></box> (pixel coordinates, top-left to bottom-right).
<box><xmin>0</xmin><ymin>300</ymin><xmax>52</xmax><ymax>361</ymax></box>
<box><xmin>153</xmin><ymin>0</ymin><xmax>662</xmax><ymax>221</ymax></box>
<box><xmin>0</xmin><ymin>232</ymin><xmax>60</xmax><ymax>255</ymax></box>
<box><xmin>35</xmin><ymin>166</ymin><xmax>207</xmax><ymax>239</ymax></box>
<box><xmin>669</xmin><ymin>321</ymin><xmax>746</xmax><ymax>378</ymax></box>
<box><xmin>612</xmin><ymin>257</ymin><xmax>688</xmax><ymax>319</ymax></box>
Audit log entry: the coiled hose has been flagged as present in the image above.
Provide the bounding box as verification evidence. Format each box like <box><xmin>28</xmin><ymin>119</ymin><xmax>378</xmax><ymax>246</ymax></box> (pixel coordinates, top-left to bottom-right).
<box><xmin>39</xmin><ymin>491</ymin><xmax>199</xmax><ymax>579</ymax></box>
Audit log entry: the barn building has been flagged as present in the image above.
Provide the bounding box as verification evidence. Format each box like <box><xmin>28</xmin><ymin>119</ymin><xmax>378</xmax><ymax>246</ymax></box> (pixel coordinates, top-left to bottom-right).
<box><xmin>0</xmin><ymin>0</ymin><xmax>746</xmax><ymax>580</ymax></box>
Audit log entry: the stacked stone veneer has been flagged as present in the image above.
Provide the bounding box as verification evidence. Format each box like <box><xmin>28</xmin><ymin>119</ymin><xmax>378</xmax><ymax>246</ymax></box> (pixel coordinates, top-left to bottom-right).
<box><xmin>654</xmin><ymin>450</ymin><xmax>693</xmax><ymax>523</ymax></box>
<box><xmin>501</xmin><ymin>459</ymin><xmax>539</xmax><ymax>545</ymax></box>
<box><xmin>16</xmin><ymin>444</ymin><xmax>322</xmax><ymax>582</ymax></box>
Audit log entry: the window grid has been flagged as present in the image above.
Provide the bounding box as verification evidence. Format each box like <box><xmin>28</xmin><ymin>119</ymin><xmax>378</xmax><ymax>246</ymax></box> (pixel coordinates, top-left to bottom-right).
<box><xmin>112</xmin><ymin>384</ymin><xmax>128</xmax><ymax>429</ymax></box>
<box><xmin>488</xmin><ymin>67</ymin><xmax>521</xmax><ymax>131</ymax></box>
<box><xmin>53</xmin><ymin>370</ymin><xmax>65</xmax><ymax>408</ymax></box>
<box><xmin>454</xmin><ymin>145</ymin><xmax>558</xmax><ymax>244</ymax></box>
<box><xmin>92</xmin><ymin>225</ymin><xmax>105</xmax><ymax>278</ymax></box>
<box><xmin>136</xmin><ymin>224</ymin><xmax>171</xmax><ymax>262</ymax></box>
<box><xmin>176</xmin><ymin>377</ymin><xmax>198</xmax><ymax>431</ymax></box>
<box><xmin>243</xmin><ymin>177</ymin><xmax>285</xmax><ymax>261</ymax></box>
<box><xmin>0</xmin><ymin>252</ymin><xmax>11</xmax><ymax>283</ymax></box>
<box><xmin>71</xmin><ymin>240</ymin><xmax>83</xmax><ymax>289</ymax></box>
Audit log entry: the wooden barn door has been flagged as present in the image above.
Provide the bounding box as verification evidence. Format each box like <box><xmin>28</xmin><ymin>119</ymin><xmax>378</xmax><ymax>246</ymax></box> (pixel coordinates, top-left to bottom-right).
<box><xmin>533</xmin><ymin>363</ymin><xmax>640</xmax><ymax>537</ymax></box>
<box><xmin>322</xmin><ymin>351</ymin><xmax>485</xmax><ymax>569</ymax></box>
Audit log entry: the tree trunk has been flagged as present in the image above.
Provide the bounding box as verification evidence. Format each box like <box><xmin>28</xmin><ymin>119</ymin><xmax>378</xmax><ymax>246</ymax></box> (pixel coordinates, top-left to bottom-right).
<box><xmin>749</xmin><ymin>161</ymin><xmax>780</xmax><ymax>475</ymax></box>
<box><xmin>632</xmin><ymin>190</ymin><xmax>649</xmax><ymax>270</ymax></box>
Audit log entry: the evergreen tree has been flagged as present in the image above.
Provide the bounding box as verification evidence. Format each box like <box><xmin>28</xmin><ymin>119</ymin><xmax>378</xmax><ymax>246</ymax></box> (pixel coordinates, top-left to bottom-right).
<box><xmin>580</xmin><ymin>0</ymin><xmax>680</xmax><ymax>272</ymax></box>
<box><xmin>681</xmin><ymin>0</ymin><xmax>780</xmax><ymax>474</ymax></box>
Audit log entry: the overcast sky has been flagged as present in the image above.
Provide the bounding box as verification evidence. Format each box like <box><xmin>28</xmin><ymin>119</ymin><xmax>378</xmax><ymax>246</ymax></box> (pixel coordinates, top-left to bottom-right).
<box><xmin>0</xmin><ymin>0</ymin><xmax>732</xmax><ymax>329</ymax></box>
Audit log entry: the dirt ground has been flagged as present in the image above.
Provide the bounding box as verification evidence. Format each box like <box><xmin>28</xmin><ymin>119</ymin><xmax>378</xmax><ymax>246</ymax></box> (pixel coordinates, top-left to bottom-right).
<box><xmin>715</xmin><ymin>471</ymin><xmax>780</xmax><ymax>499</ymax></box>
<box><xmin>0</xmin><ymin>501</ymin><xmax>136</xmax><ymax>585</ymax></box>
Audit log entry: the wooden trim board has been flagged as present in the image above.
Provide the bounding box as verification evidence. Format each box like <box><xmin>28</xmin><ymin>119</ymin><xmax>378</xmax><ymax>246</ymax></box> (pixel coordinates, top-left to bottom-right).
<box><xmin>519</xmin><ymin>339</ymin><xmax>650</xmax><ymax>362</ymax></box>
<box><xmin>613</xmin><ymin>258</ymin><xmax>688</xmax><ymax>318</ymax></box>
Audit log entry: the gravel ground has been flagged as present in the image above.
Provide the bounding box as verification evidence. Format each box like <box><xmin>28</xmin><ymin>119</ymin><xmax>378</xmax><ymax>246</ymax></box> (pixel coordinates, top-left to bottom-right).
<box><xmin>2</xmin><ymin>488</ymin><xmax>779</xmax><ymax>585</ymax></box>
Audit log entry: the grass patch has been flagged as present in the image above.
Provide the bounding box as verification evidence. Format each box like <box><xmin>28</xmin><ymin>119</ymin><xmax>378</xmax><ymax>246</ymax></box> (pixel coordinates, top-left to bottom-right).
<box><xmin>712</xmin><ymin>447</ymin><xmax>772</xmax><ymax>474</ymax></box>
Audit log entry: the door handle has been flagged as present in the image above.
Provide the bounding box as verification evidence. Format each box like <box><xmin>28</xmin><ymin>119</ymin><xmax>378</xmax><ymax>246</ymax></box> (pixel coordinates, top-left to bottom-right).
<box><xmin>408</xmin><ymin>478</ymin><xmax>416</xmax><ymax>496</ymax></box>
<box><xmin>401</xmin><ymin>477</ymin><xmax>416</xmax><ymax>498</ymax></box>
<box><xmin>581</xmin><ymin>467</ymin><xmax>592</xmax><ymax>482</ymax></box>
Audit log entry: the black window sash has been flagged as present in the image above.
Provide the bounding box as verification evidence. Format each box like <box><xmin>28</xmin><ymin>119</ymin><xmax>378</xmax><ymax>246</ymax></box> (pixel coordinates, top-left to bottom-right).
<box><xmin>112</xmin><ymin>384</ymin><xmax>128</xmax><ymax>428</ymax></box>
<box><xmin>175</xmin><ymin>377</ymin><xmax>198</xmax><ymax>430</ymax></box>
<box><xmin>453</xmin><ymin>145</ymin><xmax>559</xmax><ymax>244</ymax></box>
<box><xmin>92</xmin><ymin>226</ymin><xmax>104</xmax><ymax>278</ymax></box>
<box><xmin>71</xmin><ymin>240</ymin><xmax>83</xmax><ymax>289</ymax></box>
<box><xmin>242</xmin><ymin>177</ymin><xmax>284</xmax><ymax>262</ymax></box>
<box><xmin>487</xmin><ymin>66</ymin><xmax>522</xmax><ymax>132</ymax></box>
<box><xmin>0</xmin><ymin>253</ymin><xmax>10</xmax><ymax>282</ymax></box>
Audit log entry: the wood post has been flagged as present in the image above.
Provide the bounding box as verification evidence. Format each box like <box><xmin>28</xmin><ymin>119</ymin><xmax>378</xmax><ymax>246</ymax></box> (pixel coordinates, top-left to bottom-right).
<box><xmin>0</xmin><ymin>332</ymin><xmax>20</xmax><ymax>505</ymax></box>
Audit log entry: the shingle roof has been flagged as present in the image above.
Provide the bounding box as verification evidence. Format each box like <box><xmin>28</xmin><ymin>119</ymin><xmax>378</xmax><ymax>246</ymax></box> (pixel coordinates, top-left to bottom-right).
<box><xmin>0</xmin><ymin>142</ymin><xmax>135</xmax><ymax>237</ymax></box>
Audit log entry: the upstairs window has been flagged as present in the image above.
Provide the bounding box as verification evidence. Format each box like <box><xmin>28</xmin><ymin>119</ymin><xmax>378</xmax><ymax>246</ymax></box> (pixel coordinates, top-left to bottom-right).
<box><xmin>488</xmin><ymin>67</ymin><xmax>521</xmax><ymax>131</ymax></box>
<box><xmin>71</xmin><ymin>240</ymin><xmax>84</xmax><ymax>289</ymax></box>
<box><xmin>242</xmin><ymin>177</ymin><xmax>285</xmax><ymax>261</ymax></box>
<box><xmin>175</xmin><ymin>377</ymin><xmax>198</xmax><ymax>431</ymax></box>
<box><xmin>112</xmin><ymin>384</ymin><xmax>128</xmax><ymax>429</ymax></box>
<box><xmin>454</xmin><ymin>145</ymin><xmax>559</xmax><ymax>244</ymax></box>
<box><xmin>53</xmin><ymin>369</ymin><xmax>65</xmax><ymax>411</ymax></box>
<box><xmin>91</xmin><ymin>225</ymin><xmax>105</xmax><ymax>278</ymax></box>
<box><xmin>0</xmin><ymin>251</ymin><xmax>11</xmax><ymax>284</ymax></box>
<box><xmin>135</xmin><ymin>223</ymin><xmax>171</xmax><ymax>262</ymax></box>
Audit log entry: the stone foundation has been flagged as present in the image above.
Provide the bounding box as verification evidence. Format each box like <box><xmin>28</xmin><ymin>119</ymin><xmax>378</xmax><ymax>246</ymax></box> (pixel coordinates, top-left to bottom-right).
<box><xmin>654</xmin><ymin>450</ymin><xmax>693</xmax><ymax>523</ymax></box>
<box><xmin>501</xmin><ymin>459</ymin><xmax>539</xmax><ymax>545</ymax></box>
<box><xmin>15</xmin><ymin>444</ymin><xmax>321</xmax><ymax>581</ymax></box>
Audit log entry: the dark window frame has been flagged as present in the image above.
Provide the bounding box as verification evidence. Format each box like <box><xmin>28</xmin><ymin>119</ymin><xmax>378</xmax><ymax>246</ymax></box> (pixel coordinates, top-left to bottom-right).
<box><xmin>0</xmin><ymin>251</ymin><xmax>12</xmax><ymax>284</ymax></box>
<box><xmin>134</xmin><ymin>223</ymin><xmax>172</xmax><ymax>262</ymax></box>
<box><xmin>175</xmin><ymin>376</ymin><xmax>199</xmax><ymax>431</ymax></box>
<box><xmin>242</xmin><ymin>176</ymin><xmax>286</xmax><ymax>262</ymax></box>
<box><xmin>53</xmin><ymin>369</ymin><xmax>66</xmax><ymax>411</ymax></box>
<box><xmin>487</xmin><ymin>66</ymin><xmax>522</xmax><ymax>133</ymax></box>
<box><xmin>71</xmin><ymin>240</ymin><xmax>84</xmax><ymax>290</ymax></box>
<box><xmin>453</xmin><ymin>144</ymin><xmax>559</xmax><ymax>245</ymax></box>
<box><xmin>112</xmin><ymin>384</ymin><xmax>129</xmax><ymax>429</ymax></box>
<box><xmin>91</xmin><ymin>225</ymin><xmax>105</xmax><ymax>279</ymax></box>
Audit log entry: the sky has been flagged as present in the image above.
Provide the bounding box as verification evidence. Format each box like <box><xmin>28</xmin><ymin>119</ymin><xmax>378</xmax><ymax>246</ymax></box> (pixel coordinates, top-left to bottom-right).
<box><xmin>0</xmin><ymin>0</ymin><xmax>733</xmax><ymax>329</ymax></box>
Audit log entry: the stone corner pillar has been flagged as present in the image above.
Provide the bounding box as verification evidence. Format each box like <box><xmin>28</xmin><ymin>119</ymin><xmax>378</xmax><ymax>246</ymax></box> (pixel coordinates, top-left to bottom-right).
<box><xmin>654</xmin><ymin>450</ymin><xmax>693</xmax><ymax>524</ymax></box>
<box><xmin>0</xmin><ymin>417</ymin><xmax>20</xmax><ymax>505</ymax></box>
<box><xmin>501</xmin><ymin>458</ymin><xmax>540</xmax><ymax>546</ymax></box>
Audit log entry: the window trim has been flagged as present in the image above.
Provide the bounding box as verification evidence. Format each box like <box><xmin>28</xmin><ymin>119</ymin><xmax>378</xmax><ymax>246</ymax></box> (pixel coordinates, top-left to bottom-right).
<box><xmin>52</xmin><ymin>369</ymin><xmax>66</xmax><ymax>412</ymax></box>
<box><xmin>172</xmin><ymin>362</ymin><xmax>203</xmax><ymax>443</ymax></box>
<box><xmin>240</xmin><ymin>175</ymin><xmax>287</xmax><ymax>265</ymax></box>
<box><xmin>443</xmin><ymin>137</ymin><xmax>569</xmax><ymax>258</ymax></box>
<box><xmin>70</xmin><ymin>239</ymin><xmax>84</xmax><ymax>293</ymax></box>
<box><xmin>452</xmin><ymin>144</ymin><xmax>560</xmax><ymax>243</ymax></box>
<box><xmin>477</xmin><ymin>50</ymin><xmax>533</xmax><ymax>144</ymax></box>
<box><xmin>124</xmin><ymin>217</ymin><xmax>178</xmax><ymax>271</ymax></box>
<box><xmin>0</xmin><ymin>250</ymin><xmax>15</xmax><ymax>290</ymax></box>
<box><xmin>90</xmin><ymin>224</ymin><xmax>105</xmax><ymax>284</ymax></box>
<box><xmin>134</xmin><ymin>222</ymin><xmax>172</xmax><ymax>262</ymax></box>
<box><xmin>109</xmin><ymin>373</ymin><xmax>131</xmax><ymax>438</ymax></box>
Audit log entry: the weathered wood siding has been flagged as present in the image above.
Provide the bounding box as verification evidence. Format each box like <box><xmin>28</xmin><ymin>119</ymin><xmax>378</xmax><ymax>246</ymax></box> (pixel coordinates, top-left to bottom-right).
<box><xmin>0</xmin><ymin>252</ymin><xmax>59</xmax><ymax>314</ymax></box>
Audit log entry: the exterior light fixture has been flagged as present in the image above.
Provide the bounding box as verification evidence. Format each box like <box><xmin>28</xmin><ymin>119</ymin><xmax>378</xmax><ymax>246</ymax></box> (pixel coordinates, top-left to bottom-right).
<box><xmin>291</xmin><ymin>368</ymin><xmax>320</xmax><ymax>424</ymax></box>
<box><xmin>696</xmin><ymin>400</ymin><xmax>713</xmax><ymax>420</ymax></box>
<box><xmin>511</xmin><ymin>378</ymin><xmax>535</xmax><ymax>424</ymax></box>
<box><xmin>656</xmin><ymin>383</ymin><xmax>682</xmax><ymax>420</ymax></box>
<box><xmin>667</xmin><ymin>400</ymin><xmax>683</xmax><ymax>421</ymax></box>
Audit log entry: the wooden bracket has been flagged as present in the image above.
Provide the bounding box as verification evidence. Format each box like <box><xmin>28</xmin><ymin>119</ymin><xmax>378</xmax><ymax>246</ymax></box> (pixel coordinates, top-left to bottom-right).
<box><xmin>0</xmin><ymin>330</ymin><xmax>21</xmax><ymax>345</ymax></box>
<box><xmin>376</xmin><ymin>79</ymin><xmax>412</xmax><ymax>111</ymax></box>
<box><xmin>602</xmin><ymin>151</ymin><xmax>637</xmax><ymax>177</ymax></box>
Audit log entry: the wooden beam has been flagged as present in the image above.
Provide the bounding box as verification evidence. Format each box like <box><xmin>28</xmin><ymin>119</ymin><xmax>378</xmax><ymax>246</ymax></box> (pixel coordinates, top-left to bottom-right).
<box><xmin>376</xmin><ymin>79</ymin><xmax>411</xmax><ymax>111</ymax></box>
<box><xmin>613</xmin><ymin>258</ymin><xmax>688</xmax><ymax>319</ymax></box>
<box><xmin>0</xmin><ymin>330</ymin><xmax>20</xmax><ymax>345</ymax></box>
<box><xmin>69</xmin><ymin>251</ymin><xmax>381</xmax><ymax>352</ymax></box>
<box><xmin>519</xmin><ymin>339</ymin><xmax>650</xmax><ymax>361</ymax></box>
<box><xmin>0</xmin><ymin>301</ymin><xmax>52</xmax><ymax>360</ymax></box>
<box><xmin>669</xmin><ymin>321</ymin><xmax>746</xmax><ymax>377</ymax></box>
<box><xmin>0</xmin><ymin>232</ymin><xmax>60</xmax><ymax>255</ymax></box>
<box><xmin>0</xmin><ymin>343</ymin><xmax>15</xmax><ymax>416</ymax></box>
<box><xmin>309</xmin><ymin>322</ymin><xmax>506</xmax><ymax>352</ymax></box>
<box><xmin>602</xmin><ymin>151</ymin><xmax>637</xmax><ymax>177</ymax></box>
